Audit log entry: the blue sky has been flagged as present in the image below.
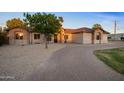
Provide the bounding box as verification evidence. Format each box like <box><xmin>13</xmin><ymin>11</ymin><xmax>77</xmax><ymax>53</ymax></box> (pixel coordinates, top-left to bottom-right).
<box><xmin>0</xmin><ymin>12</ymin><xmax>124</xmax><ymax>34</ymax></box>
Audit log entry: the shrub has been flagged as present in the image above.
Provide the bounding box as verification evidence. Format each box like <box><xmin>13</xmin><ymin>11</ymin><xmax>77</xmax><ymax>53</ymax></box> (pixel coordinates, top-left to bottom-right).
<box><xmin>0</xmin><ymin>32</ymin><xmax>7</xmax><ymax>46</ymax></box>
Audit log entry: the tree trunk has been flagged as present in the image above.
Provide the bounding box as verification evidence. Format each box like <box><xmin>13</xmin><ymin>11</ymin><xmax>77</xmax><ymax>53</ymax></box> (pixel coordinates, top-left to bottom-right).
<box><xmin>45</xmin><ymin>35</ymin><xmax>48</xmax><ymax>49</ymax></box>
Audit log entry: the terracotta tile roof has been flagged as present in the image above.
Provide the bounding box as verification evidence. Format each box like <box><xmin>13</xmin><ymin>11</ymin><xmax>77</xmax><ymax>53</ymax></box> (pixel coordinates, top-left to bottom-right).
<box><xmin>64</xmin><ymin>27</ymin><xmax>94</xmax><ymax>34</ymax></box>
<box><xmin>63</xmin><ymin>28</ymin><xmax>76</xmax><ymax>33</ymax></box>
<box><xmin>75</xmin><ymin>27</ymin><xmax>94</xmax><ymax>33</ymax></box>
<box><xmin>64</xmin><ymin>27</ymin><xmax>109</xmax><ymax>34</ymax></box>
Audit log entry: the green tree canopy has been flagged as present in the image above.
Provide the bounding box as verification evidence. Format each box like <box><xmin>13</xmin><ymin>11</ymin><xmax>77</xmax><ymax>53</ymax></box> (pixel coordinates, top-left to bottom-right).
<box><xmin>92</xmin><ymin>24</ymin><xmax>103</xmax><ymax>30</ymax></box>
<box><xmin>24</xmin><ymin>12</ymin><xmax>64</xmax><ymax>48</ymax></box>
<box><xmin>6</xmin><ymin>18</ymin><xmax>26</xmax><ymax>30</ymax></box>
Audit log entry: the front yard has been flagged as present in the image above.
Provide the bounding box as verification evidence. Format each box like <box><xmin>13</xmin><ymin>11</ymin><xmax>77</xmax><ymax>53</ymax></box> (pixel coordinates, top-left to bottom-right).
<box><xmin>0</xmin><ymin>44</ymin><xmax>65</xmax><ymax>80</ymax></box>
<box><xmin>94</xmin><ymin>48</ymin><xmax>124</xmax><ymax>74</ymax></box>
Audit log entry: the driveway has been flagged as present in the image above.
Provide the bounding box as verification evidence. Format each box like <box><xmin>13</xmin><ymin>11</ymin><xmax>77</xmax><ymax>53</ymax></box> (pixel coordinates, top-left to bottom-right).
<box><xmin>26</xmin><ymin>42</ymin><xmax>124</xmax><ymax>81</ymax></box>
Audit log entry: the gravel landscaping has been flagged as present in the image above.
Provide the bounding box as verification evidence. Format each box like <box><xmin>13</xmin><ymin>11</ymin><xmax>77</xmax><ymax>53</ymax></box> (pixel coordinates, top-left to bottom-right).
<box><xmin>0</xmin><ymin>44</ymin><xmax>65</xmax><ymax>80</ymax></box>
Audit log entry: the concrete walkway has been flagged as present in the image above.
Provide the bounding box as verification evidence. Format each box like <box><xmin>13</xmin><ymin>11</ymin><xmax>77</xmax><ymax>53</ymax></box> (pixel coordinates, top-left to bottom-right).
<box><xmin>27</xmin><ymin>42</ymin><xmax>124</xmax><ymax>81</ymax></box>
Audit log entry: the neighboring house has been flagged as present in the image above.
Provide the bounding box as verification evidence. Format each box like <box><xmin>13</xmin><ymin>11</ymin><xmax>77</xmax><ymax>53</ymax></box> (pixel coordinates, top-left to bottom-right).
<box><xmin>108</xmin><ymin>33</ymin><xmax>124</xmax><ymax>41</ymax></box>
<box><xmin>7</xmin><ymin>27</ymin><xmax>109</xmax><ymax>45</ymax></box>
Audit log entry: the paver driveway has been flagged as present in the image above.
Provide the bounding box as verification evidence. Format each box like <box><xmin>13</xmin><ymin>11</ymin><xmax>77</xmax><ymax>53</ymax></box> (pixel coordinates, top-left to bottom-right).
<box><xmin>27</xmin><ymin>42</ymin><xmax>124</xmax><ymax>80</ymax></box>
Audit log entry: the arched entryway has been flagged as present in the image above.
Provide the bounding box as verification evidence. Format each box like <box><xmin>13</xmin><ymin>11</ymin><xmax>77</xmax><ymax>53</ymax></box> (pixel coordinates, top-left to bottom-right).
<box><xmin>92</xmin><ymin>31</ymin><xmax>102</xmax><ymax>44</ymax></box>
<box><xmin>95</xmin><ymin>32</ymin><xmax>101</xmax><ymax>44</ymax></box>
<box><xmin>8</xmin><ymin>28</ymin><xmax>29</xmax><ymax>45</ymax></box>
<box><xmin>14</xmin><ymin>32</ymin><xmax>24</xmax><ymax>45</ymax></box>
<box><xmin>54</xmin><ymin>34</ymin><xmax>58</xmax><ymax>43</ymax></box>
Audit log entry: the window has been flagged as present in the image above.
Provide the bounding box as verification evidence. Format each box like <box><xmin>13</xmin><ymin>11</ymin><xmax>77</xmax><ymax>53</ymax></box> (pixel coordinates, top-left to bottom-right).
<box><xmin>15</xmin><ymin>32</ymin><xmax>23</xmax><ymax>40</ymax></box>
<box><xmin>108</xmin><ymin>37</ymin><xmax>111</xmax><ymax>39</ymax></box>
<box><xmin>64</xmin><ymin>35</ymin><xmax>68</xmax><ymax>40</ymax></box>
<box><xmin>34</xmin><ymin>34</ymin><xmax>40</xmax><ymax>39</ymax></box>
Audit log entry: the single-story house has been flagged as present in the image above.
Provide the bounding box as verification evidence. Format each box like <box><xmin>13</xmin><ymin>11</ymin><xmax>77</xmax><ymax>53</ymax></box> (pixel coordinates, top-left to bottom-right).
<box><xmin>7</xmin><ymin>27</ymin><xmax>109</xmax><ymax>45</ymax></box>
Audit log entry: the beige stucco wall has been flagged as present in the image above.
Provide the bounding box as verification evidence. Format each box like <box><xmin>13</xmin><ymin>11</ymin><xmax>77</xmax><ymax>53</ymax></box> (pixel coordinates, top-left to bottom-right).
<box><xmin>58</xmin><ymin>29</ymin><xmax>65</xmax><ymax>43</ymax></box>
<box><xmin>72</xmin><ymin>33</ymin><xmax>83</xmax><ymax>44</ymax></box>
<box><xmin>65</xmin><ymin>33</ymin><xmax>72</xmax><ymax>43</ymax></box>
<box><xmin>83</xmin><ymin>33</ymin><xmax>92</xmax><ymax>44</ymax></box>
<box><xmin>101</xmin><ymin>34</ymin><xmax>108</xmax><ymax>43</ymax></box>
<box><xmin>56</xmin><ymin>34</ymin><xmax>62</xmax><ymax>43</ymax></box>
<box><xmin>31</xmin><ymin>32</ymin><xmax>44</xmax><ymax>44</ymax></box>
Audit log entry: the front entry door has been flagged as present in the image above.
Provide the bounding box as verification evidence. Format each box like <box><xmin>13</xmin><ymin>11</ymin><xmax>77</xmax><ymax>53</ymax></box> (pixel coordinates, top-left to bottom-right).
<box><xmin>54</xmin><ymin>35</ymin><xmax>58</xmax><ymax>43</ymax></box>
<box><xmin>96</xmin><ymin>32</ymin><xmax>101</xmax><ymax>44</ymax></box>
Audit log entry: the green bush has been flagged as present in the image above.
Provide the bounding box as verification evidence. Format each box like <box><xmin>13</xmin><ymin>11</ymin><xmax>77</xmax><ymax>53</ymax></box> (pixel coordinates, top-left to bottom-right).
<box><xmin>0</xmin><ymin>32</ymin><xmax>6</xmax><ymax>46</ymax></box>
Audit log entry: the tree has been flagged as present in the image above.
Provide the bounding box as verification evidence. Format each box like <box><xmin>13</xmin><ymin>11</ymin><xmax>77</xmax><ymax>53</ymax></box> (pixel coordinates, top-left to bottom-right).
<box><xmin>0</xmin><ymin>32</ymin><xmax>3</xmax><ymax>46</ymax></box>
<box><xmin>0</xmin><ymin>32</ymin><xmax>7</xmax><ymax>46</ymax></box>
<box><xmin>6</xmin><ymin>18</ymin><xmax>26</xmax><ymax>30</ymax></box>
<box><xmin>0</xmin><ymin>27</ymin><xmax>6</xmax><ymax>46</ymax></box>
<box><xmin>0</xmin><ymin>26</ymin><xmax>2</xmax><ymax>32</ymax></box>
<box><xmin>92</xmin><ymin>24</ymin><xmax>103</xmax><ymax>30</ymax></box>
<box><xmin>24</xmin><ymin>12</ymin><xmax>63</xmax><ymax>48</ymax></box>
